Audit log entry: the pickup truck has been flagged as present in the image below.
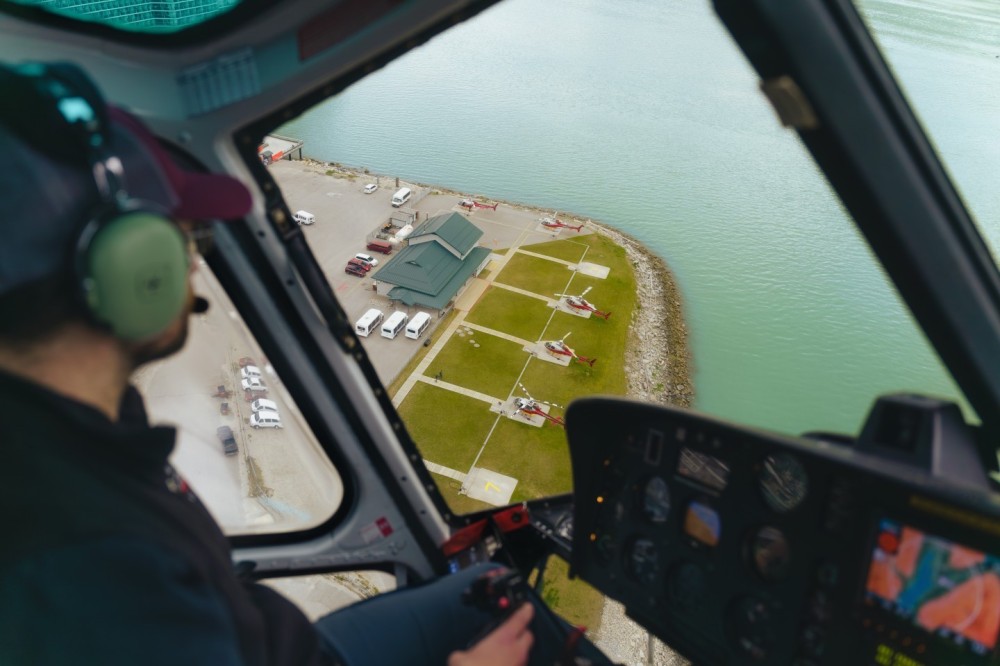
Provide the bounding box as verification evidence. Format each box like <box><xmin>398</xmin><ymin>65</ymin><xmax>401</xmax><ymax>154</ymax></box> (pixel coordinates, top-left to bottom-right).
<box><xmin>216</xmin><ymin>426</ymin><xmax>238</xmax><ymax>456</ymax></box>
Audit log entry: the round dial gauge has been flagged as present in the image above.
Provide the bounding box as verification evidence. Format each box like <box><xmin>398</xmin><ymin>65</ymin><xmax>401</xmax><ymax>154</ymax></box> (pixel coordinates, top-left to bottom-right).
<box><xmin>750</xmin><ymin>526</ymin><xmax>791</xmax><ymax>582</ymax></box>
<box><xmin>626</xmin><ymin>538</ymin><xmax>660</xmax><ymax>585</ymax></box>
<box><xmin>760</xmin><ymin>453</ymin><xmax>808</xmax><ymax>513</ymax></box>
<box><xmin>641</xmin><ymin>476</ymin><xmax>671</xmax><ymax>524</ymax></box>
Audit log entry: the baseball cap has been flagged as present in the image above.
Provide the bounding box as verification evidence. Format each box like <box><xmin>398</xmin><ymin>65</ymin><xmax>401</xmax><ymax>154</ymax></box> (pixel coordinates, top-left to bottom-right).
<box><xmin>0</xmin><ymin>65</ymin><xmax>253</xmax><ymax>296</ymax></box>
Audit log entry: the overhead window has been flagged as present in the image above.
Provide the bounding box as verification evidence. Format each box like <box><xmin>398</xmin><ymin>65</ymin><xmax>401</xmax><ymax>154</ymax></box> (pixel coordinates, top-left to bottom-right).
<box><xmin>6</xmin><ymin>0</ymin><xmax>241</xmax><ymax>33</ymax></box>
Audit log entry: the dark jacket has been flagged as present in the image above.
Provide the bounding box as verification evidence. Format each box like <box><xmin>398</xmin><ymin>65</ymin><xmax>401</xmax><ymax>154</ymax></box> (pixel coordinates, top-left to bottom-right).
<box><xmin>0</xmin><ymin>370</ymin><xmax>335</xmax><ymax>666</ymax></box>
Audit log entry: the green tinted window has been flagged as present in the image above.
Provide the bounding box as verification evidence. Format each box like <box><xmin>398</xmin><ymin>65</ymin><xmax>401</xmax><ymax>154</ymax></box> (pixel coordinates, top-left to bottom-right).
<box><xmin>7</xmin><ymin>0</ymin><xmax>239</xmax><ymax>33</ymax></box>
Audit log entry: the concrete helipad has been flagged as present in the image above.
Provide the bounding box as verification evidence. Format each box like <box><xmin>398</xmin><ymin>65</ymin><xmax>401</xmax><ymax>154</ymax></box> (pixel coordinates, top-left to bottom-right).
<box><xmin>463</xmin><ymin>467</ymin><xmax>517</xmax><ymax>505</ymax></box>
<box><xmin>496</xmin><ymin>398</ymin><xmax>555</xmax><ymax>427</ymax></box>
<box><xmin>553</xmin><ymin>300</ymin><xmax>594</xmax><ymax>318</ymax></box>
<box><xmin>572</xmin><ymin>262</ymin><xmax>611</xmax><ymax>279</ymax></box>
<box><xmin>523</xmin><ymin>341</ymin><xmax>572</xmax><ymax>366</ymax></box>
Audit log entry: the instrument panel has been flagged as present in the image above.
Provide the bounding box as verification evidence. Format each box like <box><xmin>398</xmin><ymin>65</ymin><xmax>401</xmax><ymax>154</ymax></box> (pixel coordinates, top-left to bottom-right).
<box><xmin>565</xmin><ymin>397</ymin><xmax>1000</xmax><ymax>665</ymax></box>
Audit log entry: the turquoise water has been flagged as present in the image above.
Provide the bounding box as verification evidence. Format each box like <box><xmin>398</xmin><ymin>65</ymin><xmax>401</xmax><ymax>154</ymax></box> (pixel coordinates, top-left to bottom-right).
<box><xmin>281</xmin><ymin>0</ymin><xmax>998</xmax><ymax>437</ymax></box>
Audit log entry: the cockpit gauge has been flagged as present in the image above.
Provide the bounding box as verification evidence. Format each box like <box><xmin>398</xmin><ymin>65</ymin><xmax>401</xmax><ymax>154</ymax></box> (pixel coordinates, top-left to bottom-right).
<box><xmin>641</xmin><ymin>476</ymin><xmax>671</xmax><ymax>524</ymax></box>
<box><xmin>750</xmin><ymin>526</ymin><xmax>791</xmax><ymax>582</ymax></box>
<box><xmin>626</xmin><ymin>537</ymin><xmax>660</xmax><ymax>586</ymax></box>
<box><xmin>759</xmin><ymin>453</ymin><xmax>808</xmax><ymax>513</ymax></box>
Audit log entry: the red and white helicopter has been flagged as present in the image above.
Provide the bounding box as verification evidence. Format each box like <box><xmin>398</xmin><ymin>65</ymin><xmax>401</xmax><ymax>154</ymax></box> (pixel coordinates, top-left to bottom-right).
<box><xmin>459</xmin><ymin>198</ymin><xmax>498</xmax><ymax>211</ymax></box>
<box><xmin>513</xmin><ymin>384</ymin><xmax>565</xmax><ymax>427</ymax></box>
<box><xmin>542</xmin><ymin>332</ymin><xmax>597</xmax><ymax>367</ymax></box>
<box><xmin>555</xmin><ymin>286</ymin><xmax>612</xmax><ymax>320</ymax></box>
<box><xmin>540</xmin><ymin>216</ymin><xmax>583</xmax><ymax>232</ymax></box>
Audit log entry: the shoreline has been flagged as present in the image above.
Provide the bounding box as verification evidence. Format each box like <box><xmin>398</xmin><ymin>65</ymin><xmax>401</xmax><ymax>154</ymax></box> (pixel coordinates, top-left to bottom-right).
<box><xmin>300</xmin><ymin>158</ymin><xmax>694</xmax><ymax>410</ymax></box>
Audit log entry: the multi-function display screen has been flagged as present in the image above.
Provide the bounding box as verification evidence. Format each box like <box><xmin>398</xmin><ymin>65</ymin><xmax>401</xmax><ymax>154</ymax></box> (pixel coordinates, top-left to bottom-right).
<box><xmin>676</xmin><ymin>447</ymin><xmax>730</xmax><ymax>491</ymax></box>
<box><xmin>865</xmin><ymin>518</ymin><xmax>1000</xmax><ymax>655</ymax></box>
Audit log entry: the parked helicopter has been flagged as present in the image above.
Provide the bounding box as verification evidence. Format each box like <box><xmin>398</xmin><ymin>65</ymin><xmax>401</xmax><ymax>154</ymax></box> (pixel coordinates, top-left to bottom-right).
<box><xmin>540</xmin><ymin>217</ymin><xmax>583</xmax><ymax>232</ymax></box>
<box><xmin>542</xmin><ymin>332</ymin><xmax>597</xmax><ymax>367</ymax></box>
<box><xmin>555</xmin><ymin>287</ymin><xmax>612</xmax><ymax>320</ymax></box>
<box><xmin>513</xmin><ymin>384</ymin><xmax>566</xmax><ymax>426</ymax></box>
<box><xmin>459</xmin><ymin>198</ymin><xmax>498</xmax><ymax>211</ymax></box>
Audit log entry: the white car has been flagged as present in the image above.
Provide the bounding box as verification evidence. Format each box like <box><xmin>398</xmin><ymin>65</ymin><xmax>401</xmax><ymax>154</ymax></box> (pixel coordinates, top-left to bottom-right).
<box><xmin>250</xmin><ymin>398</ymin><xmax>279</xmax><ymax>413</ymax></box>
<box><xmin>363</xmin><ymin>183</ymin><xmax>378</xmax><ymax>194</ymax></box>
<box><xmin>240</xmin><ymin>365</ymin><xmax>262</xmax><ymax>379</ymax></box>
<box><xmin>241</xmin><ymin>377</ymin><xmax>268</xmax><ymax>392</ymax></box>
<box><xmin>250</xmin><ymin>410</ymin><xmax>283</xmax><ymax>429</ymax></box>
<box><xmin>354</xmin><ymin>253</ymin><xmax>378</xmax><ymax>268</ymax></box>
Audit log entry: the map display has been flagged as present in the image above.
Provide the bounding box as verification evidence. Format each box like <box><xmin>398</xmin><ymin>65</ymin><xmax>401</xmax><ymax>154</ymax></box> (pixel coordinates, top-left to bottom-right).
<box><xmin>865</xmin><ymin>519</ymin><xmax>1000</xmax><ymax>654</ymax></box>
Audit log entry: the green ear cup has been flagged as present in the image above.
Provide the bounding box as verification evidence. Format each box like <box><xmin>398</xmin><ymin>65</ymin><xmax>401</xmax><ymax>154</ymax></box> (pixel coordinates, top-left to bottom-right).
<box><xmin>82</xmin><ymin>212</ymin><xmax>190</xmax><ymax>341</ymax></box>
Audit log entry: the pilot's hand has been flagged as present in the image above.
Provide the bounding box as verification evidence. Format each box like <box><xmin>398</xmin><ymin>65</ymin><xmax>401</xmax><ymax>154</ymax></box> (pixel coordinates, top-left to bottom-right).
<box><xmin>448</xmin><ymin>602</ymin><xmax>534</xmax><ymax>666</ymax></box>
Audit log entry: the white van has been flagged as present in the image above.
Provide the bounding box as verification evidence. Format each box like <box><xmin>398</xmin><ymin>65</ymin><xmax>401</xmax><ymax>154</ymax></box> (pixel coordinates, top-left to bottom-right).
<box><xmin>355</xmin><ymin>308</ymin><xmax>384</xmax><ymax>337</ymax></box>
<box><xmin>241</xmin><ymin>377</ymin><xmax>268</xmax><ymax>392</ymax></box>
<box><xmin>405</xmin><ymin>312</ymin><xmax>432</xmax><ymax>339</ymax></box>
<box><xmin>381</xmin><ymin>311</ymin><xmax>408</xmax><ymax>339</ymax></box>
<box><xmin>250</xmin><ymin>398</ymin><xmax>278</xmax><ymax>413</ymax></box>
<box><xmin>249</xmin><ymin>410</ymin><xmax>282</xmax><ymax>429</ymax></box>
<box><xmin>293</xmin><ymin>210</ymin><xmax>315</xmax><ymax>225</ymax></box>
<box><xmin>240</xmin><ymin>365</ymin><xmax>262</xmax><ymax>379</ymax></box>
<box><xmin>391</xmin><ymin>187</ymin><xmax>412</xmax><ymax>207</ymax></box>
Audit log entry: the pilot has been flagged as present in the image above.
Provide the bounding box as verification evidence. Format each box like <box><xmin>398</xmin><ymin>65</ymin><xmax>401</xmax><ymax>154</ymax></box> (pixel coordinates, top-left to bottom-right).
<box><xmin>0</xmin><ymin>62</ymin><xmax>533</xmax><ymax>665</ymax></box>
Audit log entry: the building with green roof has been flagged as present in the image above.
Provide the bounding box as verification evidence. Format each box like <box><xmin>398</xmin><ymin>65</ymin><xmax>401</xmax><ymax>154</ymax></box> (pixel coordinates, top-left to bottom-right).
<box><xmin>374</xmin><ymin>212</ymin><xmax>491</xmax><ymax>311</ymax></box>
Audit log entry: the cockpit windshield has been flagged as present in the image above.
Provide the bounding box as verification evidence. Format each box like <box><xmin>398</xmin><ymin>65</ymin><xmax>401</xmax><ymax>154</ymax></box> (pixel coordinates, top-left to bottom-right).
<box><xmin>856</xmin><ymin>0</ymin><xmax>1000</xmax><ymax>264</ymax></box>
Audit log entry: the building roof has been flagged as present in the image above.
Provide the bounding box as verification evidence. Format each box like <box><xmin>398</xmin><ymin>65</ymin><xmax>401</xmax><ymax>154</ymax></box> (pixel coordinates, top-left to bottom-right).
<box><xmin>376</xmin><ymin>242</ymin><xmax>460</xmax><ymax>293</ymax></box>
<box><xmin>410</xmin><ymin>212</ymin><xmax>483</xmax><ymax>258</ymax></box>
<box><xmin>387</xmin><ymin>247</ymin><xmax>491</xmax><ymax>309</ymax></box>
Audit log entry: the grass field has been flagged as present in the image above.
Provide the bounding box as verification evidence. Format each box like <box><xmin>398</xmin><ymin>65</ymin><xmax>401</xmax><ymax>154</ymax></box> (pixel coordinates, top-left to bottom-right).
<box><xmin>475</xmin><ymin>417</ymin><xmax>573</xmax><ymax>501</ymax></box>
<box><xmin>425</xmin><ymin>331</ymin><xmax>529</xmax><ymax>399</ymax></box>
<box><xmin>396</xmin><ymin>383</ymin><xmax>495</xmax><ymax>471</ymax></box>
<box><xmin>494</xmin><ymin>252</ymin><xmax>577</xmax><ymax>296</ymax></box>
<box><xmin>464</xmin><ymin>286</ymin><xmax>552</xmax><ymax>342</ymax></box>
<box><xmin>520</xmin><ymin>237</ymin><xmax>589</xmax><ymax>263</ymax></box>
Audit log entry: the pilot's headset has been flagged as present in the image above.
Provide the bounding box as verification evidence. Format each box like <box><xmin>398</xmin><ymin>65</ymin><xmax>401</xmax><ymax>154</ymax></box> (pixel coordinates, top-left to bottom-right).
<box><xmin>0</xmin><ymin>62</ymin><xmax>190</xmax><ymax>341</ymax></box>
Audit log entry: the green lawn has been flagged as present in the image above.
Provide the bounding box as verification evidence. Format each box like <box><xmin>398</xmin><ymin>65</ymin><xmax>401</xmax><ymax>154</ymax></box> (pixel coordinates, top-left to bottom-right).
<box><xmin>397</xmin><ymin>383</ymin><xmax>495</xmax><ymax>471</ymax></box>
<box><xmin>425</xmin><ymin>332</ymin><xmax>528</xmax><ymax>399</ymax></box>
<box><xmin>521</xmin><ymin>238</ymin><xmax>589</xmax><ymax>263</ymax></box>
<box><xmin>464</xmin><ymin>286</ymin><xmax>551</xmax><ymax>342</ymax></box>
<box><xmin>475</xmin><ymin>418</ymin><xmax>573</xmax><ymax>502</ymax></box>
<box><xmin>495</xmin><ymin>252</ymin><xmax>576</xmax><ymax>296</ymax></box>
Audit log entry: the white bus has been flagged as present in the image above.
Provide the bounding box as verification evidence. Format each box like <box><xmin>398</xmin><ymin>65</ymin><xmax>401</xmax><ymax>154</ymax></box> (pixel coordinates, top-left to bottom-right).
<box><xmin>381</xmin><ymin>311</ymin><xmax>408</xmax><ymax>339</ymax></box>
<box><xmin>405</xmin><ymin>312</ymin><xmax>432</xmax><ymax>339</ymax></box>
<box><xmin>354</xmin><ymin>309</ymin><xmax>383</xmax><ymax>337</ymax></box>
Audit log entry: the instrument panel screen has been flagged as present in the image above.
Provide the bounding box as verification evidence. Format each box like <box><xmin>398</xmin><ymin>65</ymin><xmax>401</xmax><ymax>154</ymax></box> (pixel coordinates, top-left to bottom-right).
<box><xmin>676</xmin><ymin>447</ymin><xmax>730</xmax><ymax>491</ymax></box>
<box><xmin>864</xmin><ymin>518</ymin><xmax>1000</xmax><ymax>655</ymax></box>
